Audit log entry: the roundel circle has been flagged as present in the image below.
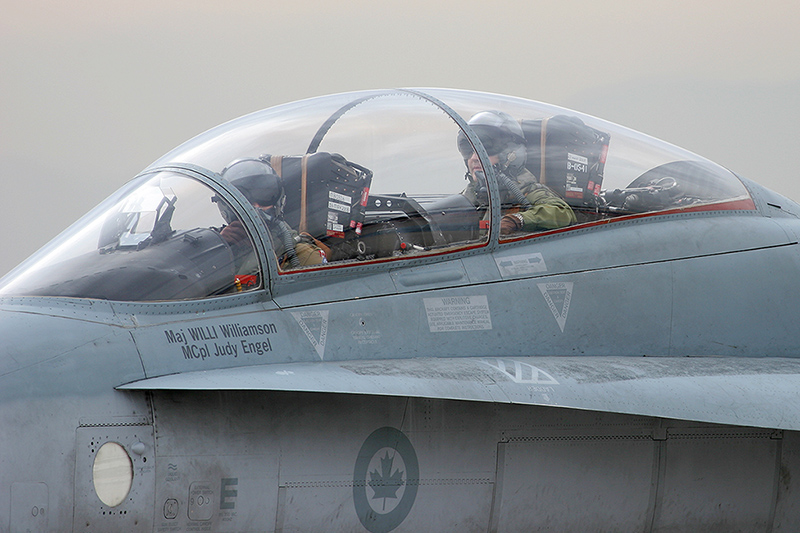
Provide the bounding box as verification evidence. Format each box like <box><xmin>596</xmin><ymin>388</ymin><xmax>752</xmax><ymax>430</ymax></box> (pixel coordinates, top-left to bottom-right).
<box><xmin>353</xmin><ymin>427</ymin><xmax>419</xmax><ymax>533</ymax></box>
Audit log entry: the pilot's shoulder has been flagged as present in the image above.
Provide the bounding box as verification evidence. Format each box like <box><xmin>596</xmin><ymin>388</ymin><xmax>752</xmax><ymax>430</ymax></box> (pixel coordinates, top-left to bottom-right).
<box><xmin>524</xmin><ymin>181</ymin><xmax>569</xmax><ymax>205</ymax></box>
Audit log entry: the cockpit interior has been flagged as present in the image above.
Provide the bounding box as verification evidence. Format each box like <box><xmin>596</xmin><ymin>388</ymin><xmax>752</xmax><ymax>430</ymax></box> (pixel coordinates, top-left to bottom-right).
<box><xmin>0</xmin><ymin>89</ymin><xmax>754</xmax><ymax>302</ymax></box>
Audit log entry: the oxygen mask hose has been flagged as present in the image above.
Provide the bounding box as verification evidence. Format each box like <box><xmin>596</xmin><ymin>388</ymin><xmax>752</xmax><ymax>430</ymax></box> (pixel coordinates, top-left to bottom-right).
<box><xmin>497</xmin><ymin>171</ymin><xmax>532</xmax><ymax>209</ymax></box>
<box><xmin>277</xmin><ymin>219</ymin><xmax>301</xmax><ymax>268</ymax></box>
<box><xmin>258</xmin><ymin>209</ymin><xmax>301</xmax><ymax>269</ymax></box>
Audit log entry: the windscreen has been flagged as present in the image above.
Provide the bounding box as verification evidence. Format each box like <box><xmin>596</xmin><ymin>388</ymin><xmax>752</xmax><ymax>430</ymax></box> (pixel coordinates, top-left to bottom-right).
<box><xmin>0</xmin><ymin>172</ymin><xmax>260</xmax><ymax>301</ymax></box>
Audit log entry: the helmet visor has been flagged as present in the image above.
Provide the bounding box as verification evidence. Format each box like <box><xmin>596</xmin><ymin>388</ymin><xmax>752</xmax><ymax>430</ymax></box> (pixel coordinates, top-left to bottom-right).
<box><xmin>457</xmin><ymin>126</ymin><xmax>508</xmax><ymax>158</ymax></box>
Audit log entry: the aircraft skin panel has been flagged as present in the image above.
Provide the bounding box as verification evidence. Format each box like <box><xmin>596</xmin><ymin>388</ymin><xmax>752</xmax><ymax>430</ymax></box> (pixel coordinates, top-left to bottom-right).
<box><xmin>141</xmin><ymin>389</ymin><xmax>793</xmax><ymax>532</ymax></box>
<box><xmin>269</xmin><ymin>213</ymin><xmax>793</xmax><ymax>309</ymax></box>
<box><xmin>119</xmin><ymin>355</ymin><xmax>800</xmax><ymax>432</ymax></box>
<box><xmin>119</xmin><ymin>217</ymin><xmax>800</xmax><ymax>386</ymax></box>
<box><xmin>6</xmin><ymin>88</ymin><xmax>800</xmax><ymax>530</ymax></box>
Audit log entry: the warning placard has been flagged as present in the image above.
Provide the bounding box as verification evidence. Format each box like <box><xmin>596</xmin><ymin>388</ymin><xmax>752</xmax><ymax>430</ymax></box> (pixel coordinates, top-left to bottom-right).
<box><xmin>423</xmin><ymin>295</ymin><xmax>492</xmax><ymax>333</ymax></box>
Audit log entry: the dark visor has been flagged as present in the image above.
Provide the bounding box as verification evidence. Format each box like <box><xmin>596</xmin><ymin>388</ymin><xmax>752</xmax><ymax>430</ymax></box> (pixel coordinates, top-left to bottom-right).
<box><xmin>457</xmin><ymin>127</ymin><xmax>507</xmax><ymax>158</ymax></box>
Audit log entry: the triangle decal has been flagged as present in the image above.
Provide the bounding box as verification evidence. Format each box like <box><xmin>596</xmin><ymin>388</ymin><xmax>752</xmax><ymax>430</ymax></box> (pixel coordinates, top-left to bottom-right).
<box><xmin>537</xmin><ymin>282</ymin><xmax>573</xmax><ymax>333</ymax></box>
<box><xmin>291</xmin><ymin>310</ymin><xmax>329</xmax><ymax>360</ymax></box>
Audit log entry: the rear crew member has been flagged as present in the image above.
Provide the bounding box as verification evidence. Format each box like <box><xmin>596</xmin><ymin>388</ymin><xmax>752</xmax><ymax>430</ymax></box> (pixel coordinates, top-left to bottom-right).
<box><xmin>458</xmin><ymin>110</ymin><xmax>575</xmax><ymax>234</ymax></box>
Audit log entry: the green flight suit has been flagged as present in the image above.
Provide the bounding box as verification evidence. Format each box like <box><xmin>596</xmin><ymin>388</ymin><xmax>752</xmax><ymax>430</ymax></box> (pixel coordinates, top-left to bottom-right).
<box><xmin>462</xmin><ymin>168</ymin><xmax>576</xmax><ymax>232</ymax></box>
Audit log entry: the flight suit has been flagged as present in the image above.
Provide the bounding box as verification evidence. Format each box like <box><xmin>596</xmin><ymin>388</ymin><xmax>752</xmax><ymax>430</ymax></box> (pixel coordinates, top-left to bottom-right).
<box><xmin>462</xmin><ymin>168</ymin><xmax>576</xmax><ymax>233</ymax></box>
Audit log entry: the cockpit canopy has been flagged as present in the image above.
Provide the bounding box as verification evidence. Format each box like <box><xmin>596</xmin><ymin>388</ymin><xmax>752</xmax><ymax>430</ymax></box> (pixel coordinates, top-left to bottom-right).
<box><xmin>0</xmin><ymin>89</ymin><xmax>753</xmax><ymax>301</ymax></box>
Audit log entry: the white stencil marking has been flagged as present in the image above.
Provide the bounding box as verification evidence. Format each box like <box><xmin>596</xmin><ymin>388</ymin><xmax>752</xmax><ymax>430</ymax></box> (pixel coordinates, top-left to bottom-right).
<box><xmin>538</xmin><ymin>282</ymin><xmax>573</xmax><ymax>333</ymax></box>
<box><xmin>423</xmin><ymin>295</ymin><xmax>492</xmax><ymax>333</ymax></box>
<box><xmin>292</xmin><ymin>310</ymin><xmax>329</xmax><ymax>360</ymax></box>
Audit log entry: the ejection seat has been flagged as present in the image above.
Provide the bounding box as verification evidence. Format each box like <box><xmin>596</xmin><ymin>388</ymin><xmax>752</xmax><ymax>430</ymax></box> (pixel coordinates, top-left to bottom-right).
<box><xmin>519</xmin><ymin>115</ymin><xmax>611</xmax><ymax>224</ymax></box>
<box><xmin>263</xmin><ymin>152</ymin><xmax>373</xmax><ymax>263</ymax></box>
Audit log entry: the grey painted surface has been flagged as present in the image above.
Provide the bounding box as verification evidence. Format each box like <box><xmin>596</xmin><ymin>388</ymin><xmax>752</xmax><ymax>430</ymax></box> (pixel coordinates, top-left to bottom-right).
<box><xmin>3</xmin><ymin>90</ymin><xmax>800</xmax><ymax>530</ymax></box>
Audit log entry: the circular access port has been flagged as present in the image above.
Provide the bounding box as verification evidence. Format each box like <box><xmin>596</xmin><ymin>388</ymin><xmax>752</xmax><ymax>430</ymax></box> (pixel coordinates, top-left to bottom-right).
<box><xmin>92</xmin><ymin>442</ymin><xmax>133</xmax><ymax>507</ymax></box>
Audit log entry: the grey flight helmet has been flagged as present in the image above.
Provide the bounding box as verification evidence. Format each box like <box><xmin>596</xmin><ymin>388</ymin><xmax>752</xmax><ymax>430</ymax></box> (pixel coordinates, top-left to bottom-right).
<box><xmin>219</xmin><ymin>158</ymin><xmax>283</xmax><ymax>223</ymax></box>
<box><xmin>457</xmin><ymin>110</ymin><xmax>527</xmax><ymax>177</ymax></box>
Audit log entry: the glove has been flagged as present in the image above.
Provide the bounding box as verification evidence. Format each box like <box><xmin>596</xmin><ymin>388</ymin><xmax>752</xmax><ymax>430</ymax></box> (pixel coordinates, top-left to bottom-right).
<box><xmin>500</xmin><ymin>214</ymin><xmax>523</xmax><ymax>234</ymax></box>
<box><xmin>220</xmin><ymin>220</ymin><xmax>248</xmax><ymax>244</ymax></box>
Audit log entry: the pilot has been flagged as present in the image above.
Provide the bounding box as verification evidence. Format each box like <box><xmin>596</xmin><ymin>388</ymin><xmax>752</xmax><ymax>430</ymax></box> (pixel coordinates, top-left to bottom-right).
<box><xmin>457</xmin><ymin>111</ymin><xmax>576</xmax><ymax>234</ymax></box>
<box><xmin>219</xmin><ymin>158</ymin><xmax>327</xmax><ymax>270</ymax></box>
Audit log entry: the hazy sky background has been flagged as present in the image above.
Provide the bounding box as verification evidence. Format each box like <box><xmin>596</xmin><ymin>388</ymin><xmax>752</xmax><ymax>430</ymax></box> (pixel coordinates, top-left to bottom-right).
<box><xmin>2</xmin><ymin>0</ymin><xmax>799</xmax><ymax>276</ymax></box>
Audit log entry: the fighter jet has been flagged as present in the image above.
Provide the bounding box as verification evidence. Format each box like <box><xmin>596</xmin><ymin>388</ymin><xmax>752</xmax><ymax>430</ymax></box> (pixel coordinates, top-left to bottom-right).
<box><xmin>2</xmin><ymin>88</ymin><xmax>800</xmax><ymax>532</ymax></box>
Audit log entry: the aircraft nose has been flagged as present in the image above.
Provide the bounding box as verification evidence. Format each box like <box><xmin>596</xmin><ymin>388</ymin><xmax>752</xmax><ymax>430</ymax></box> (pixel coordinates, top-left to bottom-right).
<box><xmin>0</xmin><ymin>301</ymin><xmax>145</xmax><ymax>400</ymax></box>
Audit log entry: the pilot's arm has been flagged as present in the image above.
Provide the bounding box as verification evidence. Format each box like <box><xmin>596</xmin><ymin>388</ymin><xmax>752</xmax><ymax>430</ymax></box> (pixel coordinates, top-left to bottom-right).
<box><xmin>501</xmin><ymin>183</ymin><xmax>576</xmax><ymax>233</ymax></box>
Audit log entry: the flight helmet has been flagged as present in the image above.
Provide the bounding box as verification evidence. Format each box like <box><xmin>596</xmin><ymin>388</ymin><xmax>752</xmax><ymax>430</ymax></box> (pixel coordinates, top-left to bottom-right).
<box><xmin>218</xmin><ymin>158</ymin><xmax>283</xmax><ymax>223</ymax></box>
<box><xmin>457</xmin><ymin>110</ymin><xmax>527</xmax><ymax>176</ymax></box>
